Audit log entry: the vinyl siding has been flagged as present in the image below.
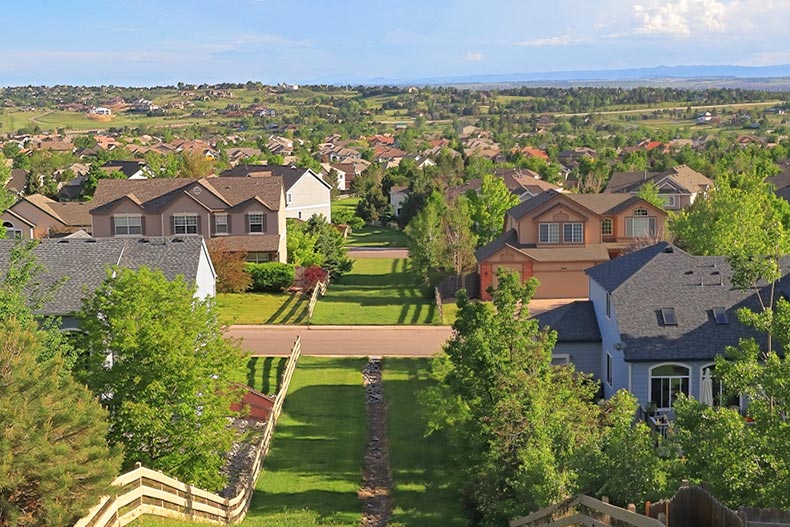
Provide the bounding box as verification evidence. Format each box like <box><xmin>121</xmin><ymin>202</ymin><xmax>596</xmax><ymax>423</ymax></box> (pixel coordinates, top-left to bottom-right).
<box><xmin>286</xmin><ymin>172</ymin><xmax>331</xmax><ymax>222</ymax></box>
<box><xmin>553</xmin><ymin>342</ymin><xmax>601</xmax><ymax>379</ymax></box>
<box><xmin>589</xmin><ymin>278</ymin><xmax>627</xmax><ymax>398</ymax></box>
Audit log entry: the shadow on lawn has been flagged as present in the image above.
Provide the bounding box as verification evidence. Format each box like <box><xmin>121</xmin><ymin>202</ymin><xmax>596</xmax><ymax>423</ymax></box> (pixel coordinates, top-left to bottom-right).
<box><xmin>265</xmin><ymin>293</ymin><xmax>296</xmax><ymax>323</ymax></box>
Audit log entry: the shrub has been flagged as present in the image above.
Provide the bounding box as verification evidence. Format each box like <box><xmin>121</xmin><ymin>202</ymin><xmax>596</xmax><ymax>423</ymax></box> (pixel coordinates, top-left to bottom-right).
<box><xmin>209</xmin><ymin>249</ymin><xmax>252</xmax><ymax>293</ymax></box>
<box><xmin>246</xmin><ymin>262</ymin><xmax>295</xmax><ymax>292</ymax></box>
<box><xmin>299</xmin><ymin>265</ymin><xmax>329</xmax><ymax>292</ymax></box>
<box><xmin>333</xmin><ymin>208</ymin><xmax>365</xmax><ymax>230</ymax></box>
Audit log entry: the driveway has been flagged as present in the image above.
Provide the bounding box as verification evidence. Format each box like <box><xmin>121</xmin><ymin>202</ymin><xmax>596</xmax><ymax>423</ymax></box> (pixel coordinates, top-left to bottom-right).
<box><xmin>226</xmin><ymin>325</ymin><xmax>452</xmax><ymax>357</ymax></box>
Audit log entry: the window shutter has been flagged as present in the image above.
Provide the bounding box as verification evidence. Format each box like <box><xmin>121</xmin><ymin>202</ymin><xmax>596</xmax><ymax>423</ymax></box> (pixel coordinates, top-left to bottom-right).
<box><xmin>196</xmin><ymin>215</ymin><xmax>202</xmax><ymax>235</ymax></box>
<box><xmin>262</xmin><ymin>214</ymin><xmax>267</xmax><ymax>233</ymax></box>
<box><xmin>141</xmin><ymin>216</ymin><xmax>146</xmax><ymax>235</ymax></box>
<box><xmin>245</xmin><ymin>214</ymin><xmax>249</xmax><ymax>233</ymax></box>
<box><xmin>170</xmin><ymin>215</ymin><xmax>176</xmax><ymax>235</ymax></box>
<box><xmin>110</xmin><ymin>216</ymin><xmax>115</xmax><ymax>236</ymax></box>
<box><xmin>625</xmin><ymin>218</ymin><xmax>633</xmax><ymax>237</ymax></box>
<box><xmin>227</xmin><ymin>214</ymin><xmax>232</xmax><ymax>234</ymax></box>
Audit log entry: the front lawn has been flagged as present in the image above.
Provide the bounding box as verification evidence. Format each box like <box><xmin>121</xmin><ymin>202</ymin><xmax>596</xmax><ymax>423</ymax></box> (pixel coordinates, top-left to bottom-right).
<box><xmin>246</xmin><ymin>356</ymin><xmax>288</xmax><ymax>395</ymax></box>
<box><xmin>383</xmin><ymin>358</ymin><xmax>466</xmax><ymax>527</ymax></box>
<box><xmin>347</xmin><ymin>224</ymin><xmax>408</xmax><ymax>247</ymax></box>
<box><xmin>216</xmin><ymin>292</ymin><xmax>308</xmax><ymax>325</ymax></box>
<box><xmin>310</xmin><ymin>258</ymin><xmax>439</xmax><ymax>325</ymax></box>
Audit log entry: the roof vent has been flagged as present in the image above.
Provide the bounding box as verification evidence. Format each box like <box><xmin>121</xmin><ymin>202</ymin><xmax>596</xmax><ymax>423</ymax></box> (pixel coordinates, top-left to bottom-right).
<box><xmin>86</xmin><ymin>239</ymin><xmax>97</xmax><ymax>243</ymax></box>
<box><xmin>139</xmin><ymin>238</ymin><xmax>150</xmax><ymax>243</ymax></box>
<box><xmin>664</xmin><ymin>246</ymin><xmax>674</xmax><ymax>253</ymax></box>
<box><xmin>172</xmin><ymin>237</ymin><xmax>184</xmax><ymax>243</ymax></box>
<box><xmin>684</xmin><ymin>270</ymin><xmax>693</xmax><ymax>275</ymax></box>
<box><xmin>57</xmin><ymin>239</ymin><xmax>69</xmax><ymax>243</ymax></box>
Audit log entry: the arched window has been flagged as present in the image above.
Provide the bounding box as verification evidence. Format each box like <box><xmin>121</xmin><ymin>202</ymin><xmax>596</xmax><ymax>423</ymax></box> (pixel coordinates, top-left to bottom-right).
<box><xmin>633</xmin><ymin>208</ymin><xmax>649</xmax><ymax>216</ymax></box>
<box><xmin>601</xmin><ymin>218</ymin><xmax>613</xmax><ymax>236</ymax></box>
<box><xmin>3</xmin><ymin>221</ymin><xmax>21</xmax><ymax>239</ymax></box>
<box><xmin>650</xmin><ymin>363</ymin><xmax>690</xmax><ymax>410</ymax></box>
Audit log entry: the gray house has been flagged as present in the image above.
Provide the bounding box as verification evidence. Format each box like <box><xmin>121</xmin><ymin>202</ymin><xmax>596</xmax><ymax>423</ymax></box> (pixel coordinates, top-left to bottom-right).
<box><xmin>539</xmin><ymin>242</ymin><xmax>776</xmax><ymax>419</ymax></box>
<box><xmin>0</xmin><ymin>236</ymin><xmax>216</xmax><ymax>330</ymax></box>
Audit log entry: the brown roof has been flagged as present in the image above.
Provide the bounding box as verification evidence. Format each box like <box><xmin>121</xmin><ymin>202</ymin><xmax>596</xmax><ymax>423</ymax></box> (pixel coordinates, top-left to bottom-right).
<box><xmin>19</xmin><ymin>194</ymin><xmax>92</xmax><ymax>227</ymax></box>
<box><xmin>565</xmin><ymin>193</ymin><xmax>636</xmax><ymax>215</ymax></box>
<box><xmin>206</xmin><ymin>235</ymin><xmax>280</xmax><ymax>253</ymax></box>
<box><xmin>605</xmin><ymin>165</ymin><xmax>712</xmax><ymax>194</ymax></box>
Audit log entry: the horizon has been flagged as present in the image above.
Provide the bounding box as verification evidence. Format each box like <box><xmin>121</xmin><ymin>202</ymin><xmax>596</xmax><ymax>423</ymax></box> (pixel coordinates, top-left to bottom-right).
<box><xmin>4</xmin><ymin>0</ymin><xmax>790</xmax><ymax>86</ymax></box>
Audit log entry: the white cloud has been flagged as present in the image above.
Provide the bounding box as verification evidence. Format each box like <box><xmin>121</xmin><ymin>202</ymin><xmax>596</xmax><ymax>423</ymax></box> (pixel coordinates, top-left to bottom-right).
<box><xmin>631</xmin><ymin>0</ymin><xmax>757</xmax><ymax>37</ymax></box>
<box><xmin>464</xmin><ymin>52</ymin><xmax>483</xmax><ymax>62</ymax></box>
<box><xmin>515</xmin><ymin>35</ymin><xmax>581</xmax><ymax>47</ymax></box>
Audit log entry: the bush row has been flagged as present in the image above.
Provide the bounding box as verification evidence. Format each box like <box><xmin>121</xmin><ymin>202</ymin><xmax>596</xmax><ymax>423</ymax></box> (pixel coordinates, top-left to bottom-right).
<box><xmin>245</xmin><ymin>262</ymin><xmax>295</xmax><ymax>292</ymax></box>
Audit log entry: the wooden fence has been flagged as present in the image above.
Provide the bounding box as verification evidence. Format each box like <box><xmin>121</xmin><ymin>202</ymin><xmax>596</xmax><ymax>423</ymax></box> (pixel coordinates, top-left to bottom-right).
<box><xmin>646</xmin><ymin>481</ymin><xmax>743</xmax><ymax>527</ymax></box>
<box><xmin>434</xmin><ymin>286</ymin><xmax>443</xmax><ymax>323</ymax></box>
<box><xmin>307</xmin><ymin>279</ymin><xmax>328</xmax><ymax>321</ymax></box>
<box><xmin>510</xmin><ymin>494</ymin><xmax>665</xmax><ymax>527</ymax></box>
<box><xmin>74</xmin><ymin>337</ymin><xmax>302</xmax><ymax>527</ymax></box>
<box><xmin>740</xmin><ymin>507</ymin><xmax>790</xmax><ymax>527</ymax></box>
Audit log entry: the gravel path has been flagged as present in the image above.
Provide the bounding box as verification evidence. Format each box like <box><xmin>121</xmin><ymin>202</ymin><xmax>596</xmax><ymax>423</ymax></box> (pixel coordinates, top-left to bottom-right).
<box><xmin>359</xmin><ymin>358</ymin><xmax>392</xmax><ymax>527</ymax></box>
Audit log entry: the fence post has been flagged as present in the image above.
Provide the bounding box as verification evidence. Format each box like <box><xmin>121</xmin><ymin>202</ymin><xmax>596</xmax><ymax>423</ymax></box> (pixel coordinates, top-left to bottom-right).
<box><xmin>601</xmin><ymin>496</ymin><xmax>611</xmax><ymax>525</ymax></box>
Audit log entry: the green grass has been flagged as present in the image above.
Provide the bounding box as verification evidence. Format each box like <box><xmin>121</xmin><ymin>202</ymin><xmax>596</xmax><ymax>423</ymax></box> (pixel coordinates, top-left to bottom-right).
<box><xmin>441</xmin><ymin>303</ymin><xmax>460</xmax><ymax>326</ymax></box>
<box><xmin>347</xmin><ymin>224</ymin><xmax>408</xmax><ymax>247</ymax></box>
<box><xmin>216</xmin><ymin>293</ymin><xmax>308</xmax><ymax>325</ymax></box>
<box><xmin>383</xmin><ymin>359</ymin><xmax>466</xmax><ymax>527</ymax></box>
<box><xmin>310</xmin><ymin>258</ymin><xmax>438</xmax><ymax>325</ymax></box>
<box><xmin>246</xmin><ymin>357</ymin><xmax>288</xmax><ymax>395</ymax></box>
<box><xmin>332</xmin><ymin>196</ymin><xmax>360</xmax><ymax>217</ymax></box>
<box><xmin>133</xmin><ymin>357</ymin><xmax>367</xmax><ymax>527</ymax></box>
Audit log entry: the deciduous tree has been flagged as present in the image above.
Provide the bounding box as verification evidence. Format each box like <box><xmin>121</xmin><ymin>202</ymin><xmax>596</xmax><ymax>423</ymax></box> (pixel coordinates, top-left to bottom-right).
<box><xmin>467</xmin><ymin>174</ymin><xmax>519</xmax><ymax>247</ymax></box>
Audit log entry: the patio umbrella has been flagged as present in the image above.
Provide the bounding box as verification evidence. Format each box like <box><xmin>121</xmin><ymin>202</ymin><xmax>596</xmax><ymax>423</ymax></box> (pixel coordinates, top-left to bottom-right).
<box><xmin>701</xmin><ymin>368</ymin><xmax>714</xmax><ymax>407</ymax></box>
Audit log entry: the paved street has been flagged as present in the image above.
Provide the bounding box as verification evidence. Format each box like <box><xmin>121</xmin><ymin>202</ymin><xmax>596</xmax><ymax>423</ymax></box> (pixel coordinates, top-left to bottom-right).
<box><xmin>226</xmin><ymin>325</ymin><xmax>453</xmax><ymax>357</ymax></box>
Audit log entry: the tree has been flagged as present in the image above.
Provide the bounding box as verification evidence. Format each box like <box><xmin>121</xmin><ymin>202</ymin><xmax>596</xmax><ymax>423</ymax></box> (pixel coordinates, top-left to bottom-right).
<box><xmin>77</xmin><ymin>267</ymin><xmax>247</xmax><ymax>490</ymax></box>
<box><xmin>356</xmin><ymin>184</ymin><xmax>391</xmax><ymax>223</ymax></box>
<box><xmin>442</xmin><ymin>195</ymin><xmax>477</xmax><ymax>275</ymax></box>
<box><xmin>425</xmin><ymin>270</ymin><xmax>600</xmax><ymax>524</ymax></box>
<box><xmin>405</xmin><ymin>192</ymin><xmax>446</xmax><ymax>282</ymax></box>
<box><xmin>208</xmin><ymin>242</ymin><xmax>252</xmax><ymax>294</ymax></box>
<box><xmin>635</xmin><ymin>181</ymin><xmax>666</xmax><ymax>209</ymax></box>
<box><xmin>180</xmin><ymin>151</ymin><xmax>215</xmax><ymax>179</ymax></box>
<box><xmin>0</xmin><ymin>154</ymin><xmax>13</xmax><ymax>236</ymax></box>
<box><xmin>304</xmin><ymin>214</ymin><xmax>352</xmax><ymax>278</ymax></box>
<box><xmin>286</xmin><ymin>218</ymin><xmax>324</xmax><ymax>267</ymax></box>
<box><xmin>0</xmin><ymin>319</ymin><xmax>122</xmax><ymax>527</ymax></box>
<box><xmin>467</xmin><ymin>174</ymin><xmax>519</xmax><ymax>247</ymax></box>
<box><xmin>80</xmin><ymin>164</ymin><xmax>125</xmax><ymax>201</ymax></box>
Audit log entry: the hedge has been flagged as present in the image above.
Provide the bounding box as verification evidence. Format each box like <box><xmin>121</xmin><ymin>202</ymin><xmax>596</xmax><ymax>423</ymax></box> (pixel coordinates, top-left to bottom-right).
<box><xmin>245</xmin><ymin>262</ymin><xmax>295</xmax><ymax>292</ymax></box>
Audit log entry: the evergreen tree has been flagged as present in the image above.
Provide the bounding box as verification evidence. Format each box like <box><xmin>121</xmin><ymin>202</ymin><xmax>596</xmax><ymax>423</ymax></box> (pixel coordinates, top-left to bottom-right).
<box><xmin>0</xmin><ymin>320</ymin><xmax>122</xmax><ymax>527</ymax></box>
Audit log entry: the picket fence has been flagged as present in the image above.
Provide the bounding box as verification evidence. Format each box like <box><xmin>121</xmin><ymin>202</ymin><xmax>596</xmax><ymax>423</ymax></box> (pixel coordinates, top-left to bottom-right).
<box><xmin>74</xmin><ymin>336</ymin><xmax>302</xmax><ymax>527</ymax></box>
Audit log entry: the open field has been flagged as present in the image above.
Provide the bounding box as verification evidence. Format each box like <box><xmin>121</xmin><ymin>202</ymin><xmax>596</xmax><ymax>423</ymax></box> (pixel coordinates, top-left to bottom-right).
<box><xmin>216</xmin><ymin>293</ymin><xmax>308</xmax><ymax>325</ymax></box>
<box><xmin>310</xmin><ymin>258</ymin><xmax>438</xmax><ymax>325</ymax></box>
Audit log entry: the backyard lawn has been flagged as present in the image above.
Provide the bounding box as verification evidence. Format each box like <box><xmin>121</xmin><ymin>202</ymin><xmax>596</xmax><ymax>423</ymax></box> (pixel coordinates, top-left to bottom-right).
<box><xmin>309</xmin><ymin>258</ymin><xmax>439</xmax><ymax>325</ymax></box>
<box><xmin>216</xmin><ymin>292</ymin><xmax>308</xmax><ymax>325</ymax></box>
<box><xmin>347</xmin><ymin>224</ymin><xmax>408</xmax><ymax>247</ymax></box>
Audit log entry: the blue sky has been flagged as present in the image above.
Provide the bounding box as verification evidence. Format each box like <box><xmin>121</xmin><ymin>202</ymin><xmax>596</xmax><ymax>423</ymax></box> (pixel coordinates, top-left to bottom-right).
<box><xmin>2</xmin><ymin>0</ymin><xmax>790</xmax><ymax>86</ymax></box>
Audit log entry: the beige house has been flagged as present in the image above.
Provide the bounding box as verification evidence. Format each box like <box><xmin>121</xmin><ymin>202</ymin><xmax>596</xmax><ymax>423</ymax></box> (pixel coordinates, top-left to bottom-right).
<box><xmin>605</xmin><ymin>164</ymin><xmax>713</xmax><ymax>210</ymax></box>
<box><xmin>2</xmin><ymin>194</ymin><xmax>92</xmax><ymax>239</ymax></box>
<box><xmin>89</xmin><ymin>177</ymin><xmax>287</xmax><ymax>262</ymax></box>
<box><xmin>475</xmin><ymin>190</ymin><xmax>668</xmax><ymax>299</ymax></box>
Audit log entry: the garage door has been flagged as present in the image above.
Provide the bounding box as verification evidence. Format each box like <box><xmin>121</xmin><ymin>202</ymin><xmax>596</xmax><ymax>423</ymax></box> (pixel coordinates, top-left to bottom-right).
<box><xmin>532</xmin><ymin>270</ymin><xmax>589</xmax><ymax>299</ymax></box>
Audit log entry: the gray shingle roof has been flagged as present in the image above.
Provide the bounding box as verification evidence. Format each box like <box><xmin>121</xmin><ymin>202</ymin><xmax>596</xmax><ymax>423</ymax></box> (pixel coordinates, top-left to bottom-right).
<box><xmin>220</xmin><ymin>164</ymin><xmax>331</xmax><ymax>191</ymax></box>
<box><xmin>536</xmin><ymin>301</ymin><xmax>601</xmax><ymax>342</ymax></box>
<box><xmin>0</xmin><ymin>236</ymin><xmax>205</xmax><ymax>316</ymax></box>
<box><xmin>587</xmin><ymin>242</ymin><xmax>773</xmax><ymax>361</ymax></box>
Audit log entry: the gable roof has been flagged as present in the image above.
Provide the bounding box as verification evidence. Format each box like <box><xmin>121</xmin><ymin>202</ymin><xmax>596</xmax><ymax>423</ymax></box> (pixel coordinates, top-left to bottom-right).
<box><xmin>219</xmin><ymin>164</ymin><xmax>331</xmax><ymax>191</ymax></box>
<box><xmin>101</xmin><ymin>160</ymin><xmax>149</xmax><ymax>178</ymax></box>
<box><xmin>15</xmin><ymin>194</ymin><xmax>92</xmax><ymax>227</ymax></box>
<box><xmin>474</xmin><ymin>228</ymin><xmax>610</xmax><ymax>263</ymax></box>
<box><xmin>507</xmin><ymin>189</ymin><xmax>646</xmax><ymax>220</ymax></box>
<box><xmin>586</xmin><ymin>242</ymin><xmax>777</xmax><ymax>361</ymax></box>
<box><xmin>535</xmin><ymin>301</ymin><xmax>601</xmax><ymax>342</ymax></box>
<box><xmin>605</xmin><ymin>165</ymin><xmax>713</xmax><ymax>195</ymax></box>
<box><xmin>0</xmin><ymin>236</ymin><xmax>206</xmax><ymax>316</ymax></box>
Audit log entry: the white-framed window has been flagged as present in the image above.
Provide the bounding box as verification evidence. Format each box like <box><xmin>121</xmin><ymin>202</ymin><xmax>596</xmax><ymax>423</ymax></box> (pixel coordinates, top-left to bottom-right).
<box><xmin>2</xmin><ymin>221</ymin><xmax>22</xmax><ymax>239</ymax></box>
<box><xmin>563</xmin><ymin>222</ymin><xmax>583</xmax><ymax>243</ymax></box>
<box><xmin>662</xmin><ymin>195</ymin><xmax>677</xmax><ymax>209</ymax></box>
<box><xmin>246</xmin><ymin>251</ymin><xmax>273</xmax><ymax>263</ymax></box>
<box><xmin>286</xmin><ymin>192</ymin><xmax>292</xmax><ymax>204</ymax></box>
<box><xmin>539</xmin><ymin>222</ymin><xmax>559</xmax><ymax>243</ymax></box>
<box><xmin>650</xmin><ymin>363</ymin><xmax>690</xmax><ymax>410</ymax></box>
<box><xmin>606</xmin><ymin>292</ymin><xmax>612</xmax><ymax>318</ymax></box>
<box><xmin>625</xmin><ymin>209</ymin><xmax>657</xmax><ymax>238</ymax></box>
<box><xmin>601</xmin><ymin>218</ymin><xmax>613</xmax><ymax>236</ymax></box>
<box><xmin>113</xmin><ymin>215</ymin><xmax>142</xmax><ymax>236</ymax></box>
<box><xmin>606</xmin><ymin>353</ymin><xmax>613</xmax><ymax>386</ymax></box>
<box><xmin>551</xmin><ymin>354</ymin><xmax>571</xmax><ymax>366</ymax></box>
<box><xmin>248</xmin><ymin>212</ymin><xmax>265</xmax><ymax>233</ymax></box>
<box><xmin>214</xmin><ymin>213</ymin><xmax>228</xmax><ymax>235</ymax></box>
<box><xmin>173</xmin><ymin>214</ymin><xmax>198</xmax><ymax>234</ymax></box>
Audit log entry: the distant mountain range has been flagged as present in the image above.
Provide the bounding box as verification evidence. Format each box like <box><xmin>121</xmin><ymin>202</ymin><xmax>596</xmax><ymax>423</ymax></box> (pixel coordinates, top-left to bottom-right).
<box><xmin>360</xmin><ymin>64</ymin><xmax>790</xmax><ymax>89</ymax></box>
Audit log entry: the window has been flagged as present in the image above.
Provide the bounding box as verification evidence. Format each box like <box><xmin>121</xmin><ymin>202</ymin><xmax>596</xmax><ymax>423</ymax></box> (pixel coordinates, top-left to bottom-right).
<box><xmin>246</xmin><ymin>251</ymin><xmax>273</xmax><ymax>263</ymax></box>
<box><xmin>662</xmin><ymin>195</ymin><xmax>677</xmax><ymax>209</ymax></box>
<box><xmin>113</xmin><ymin>215</ymin><xmax>142</xmax><ymax>236</ymax></box>
<box><xmin>298</xmin><ymin>211</ymin><xmax>302</xmax><ymax>219</ymax></box>
<box><xmin>539</xmin><ymin>223</ymin><xmax>559</xmax><ymax>243</ymax></box>
<box><xmin>551</xmin><ymin>354</ymin><xmax>570</xmax><ymax>366</ymax></box>
<box><xmin>3</xmin><ymin>221</ymin><xmax>21</xmax><ymax>239</ymax></box>
<box><xmin>286</xmin><ymin>192</ymin><xmax>292</xmax><ymax>204</ymax></box>
<box><xmin>606</xmin><ymin>353</ymin><xmax>613</xmax><ymax>386</ymax></box>
<box><xmin>650</xmin><ymin>364</ymin><xmax>690</xmax><ymax>410</ymax></box>
<box><xmin>625</xmin><ymin>216</ymin><xmax>657</xmax><ymax>238</ymax></box>
<box><xmin>633</xmin><ymin>208</ymin><xmax>649</xmax><ymax>216</ymax></box>
<box><xmin>248</xmin><ymin>213</ymin><xmax>264</xmax><ymax>233</ymax></box>
<box><xmin>606</xmin><ymin>293</ymin><xmax>612</xmax><ymax>318</ymax></box>
<box><xmin>601</xmin><ymin>218</ymin><xmax>613</xmax><ymax>236</ymax></box>
<box><xmin>214</xmin><ymin>214</ymin><xmax>228</xmax><ymax>235</ymax></box>
<box><xmin>712</xmin><ymin>307</ymin><xmax>729</xmax><ymax>325</ymax></box>
<box><xmin>563</xmin><ymin>222</ymin><xmax>583</xmax><ymax>243</ymax></box>
<box><xmin>173</xmin><ymin>214</ymin><xmax>198</xmax><ymax>234</ymax></box>
<box><xmin>660</xmin><ymin>307</ymin><xmax>677</xmax><ymax>326</ymax></box>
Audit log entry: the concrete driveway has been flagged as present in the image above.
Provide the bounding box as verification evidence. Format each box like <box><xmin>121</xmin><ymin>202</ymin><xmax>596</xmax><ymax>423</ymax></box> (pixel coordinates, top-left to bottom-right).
<box><xmin>226</xmin><ymin>325</ymin><xmax>452</xmax><ymax>357</ymax></box>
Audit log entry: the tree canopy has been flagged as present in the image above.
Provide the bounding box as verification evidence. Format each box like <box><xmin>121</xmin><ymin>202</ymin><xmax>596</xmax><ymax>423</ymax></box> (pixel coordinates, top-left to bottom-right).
<box><xmin>467</xmin><ymin>174</ymin><xmax>519</xmax><ymax>247</ymax></box>
<box><xmin>77</xmin><ymin>267</ymin><xmax>247</xmax><ymax>490</ymax></box>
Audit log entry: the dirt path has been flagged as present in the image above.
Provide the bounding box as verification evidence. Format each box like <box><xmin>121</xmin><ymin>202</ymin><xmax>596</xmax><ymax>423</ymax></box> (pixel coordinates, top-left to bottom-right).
<box><xmin>359</xmin><ymin>358</ymin><xmax>392</xmax><ymax>527</ymax></box>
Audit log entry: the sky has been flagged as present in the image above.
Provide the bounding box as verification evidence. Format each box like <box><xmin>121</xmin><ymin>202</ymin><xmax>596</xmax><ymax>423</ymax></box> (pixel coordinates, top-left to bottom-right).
<box><xmin>2</xmin><ymin>0</ymin><xmax>790</xmax><ymax>86</ymax></box>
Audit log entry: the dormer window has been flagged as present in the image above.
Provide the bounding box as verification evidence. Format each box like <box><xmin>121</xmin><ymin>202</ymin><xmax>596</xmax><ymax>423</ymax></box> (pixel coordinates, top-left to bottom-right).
<box><xmin>563</xmin><ymin>223</ymin><xmax>583</xmax><ymax>243</ymax></box>
<box><xmin>539</xmin><ymin>223</ymin><xmax>559</xmax><ymax>244</ymax></box>
<box><xmin>601</xmin><ymin>218</ymin><xmax>613</xmax><ymax>236</ymax></box>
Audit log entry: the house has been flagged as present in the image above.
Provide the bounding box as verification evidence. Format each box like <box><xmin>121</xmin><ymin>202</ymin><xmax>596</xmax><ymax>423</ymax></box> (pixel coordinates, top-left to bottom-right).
<box><xmin>90</xmin><ymin>107</ymin><xmax>112</xmax><ymax>116</ymax></box>
<box><xmin>219</xmin><ymin>164</ymin><xmax>332</xmax><ymax>222</ymax></box>
<box><xmin>767</xmin><ymin>158</ymin><xmax>790</xmax><ymax>202</ymax></box>
<box><xmin>540</xmin><ymin>242</ymin><xmax>772</xmax><ymax>418</ymax></box>
<box><xmin>5</xmin><ymin>168</ymin><xmax>28</xmax><ymax>196</ymax></box>
<box><xmin>558</xmin><ymin>147</ymin><xmax>597</xmax><ymax>170</ymax></box>
<box><xmin>0</xmin><ymin>236</ymin><xmax>215</xmax><ymax>330</ymax></box>
<box><xmin>101</xmin><ymin>160</ymin><xmax>153</xmax><ymax>180</ymax></box>
<box><xmin>89</xmin><ymin>176</ymin><xmax>287</xmax><ymax>263</ymax></box>
<box><xmin>604</xmin><ymin>165</ymin><xmax>713</xmax><ymax>210</ymax></box>
<box><xmin>2</xmin><ymin>194</ymin><xmax>92</xmax><ymax>239</ymax></box>
<box><xmin>475</xmin><ymin>190</ymin><xmax>668</xmax><ymax>299</ymax></box>
<box><xmin>390</xmin><ymin>186</ymin><xmax>409</xmax><ymax>217</ymax></box>
<box><xmin>447</xmin><ymin>169</ymin><xmax>561</xmax><ymax>202</ymax></box>
<box><xmin>322</xmin><ymin>162</ymin><xmax>361</xmax><ymax>191</ymax></box>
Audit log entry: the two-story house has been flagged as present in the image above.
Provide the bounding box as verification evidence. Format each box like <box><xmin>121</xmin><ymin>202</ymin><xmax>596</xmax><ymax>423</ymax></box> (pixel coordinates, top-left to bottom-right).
<box><xmin>475</xmin><ymin>189</ymin><xmax>667</xmax><ymax>299</ymax></box>
<box><xmin>539</xmin><ymin>242</ymin><xmax>777</xmax><ymax>421</ymax></box>
<box><xmin>220</xmin><ymin>164</ymin><xmax>332</xmax><ymax>222</ymax></box>
<box><xmin>89</xmin><ymin>176</ymin><xmax>287</xmax><ymax>263</ymax></box>
<box><xmin>2</xmin><ymin>194</ymin><xmax>92</xmax><ymax>239</ymax></box>
<box><xmin>604</xmin><ymin>165</ymin><xmax>713</xmax><ymax>210</ymax></box>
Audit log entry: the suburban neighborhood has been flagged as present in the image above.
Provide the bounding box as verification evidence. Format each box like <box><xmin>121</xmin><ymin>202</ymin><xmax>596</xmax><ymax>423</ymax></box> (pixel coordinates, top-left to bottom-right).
<box><xmin>5</xmin><ymin>4</ymin><xmax>790</xmax><ymax>526</ymax></box>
